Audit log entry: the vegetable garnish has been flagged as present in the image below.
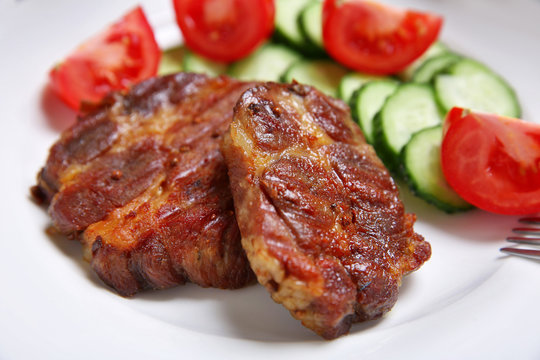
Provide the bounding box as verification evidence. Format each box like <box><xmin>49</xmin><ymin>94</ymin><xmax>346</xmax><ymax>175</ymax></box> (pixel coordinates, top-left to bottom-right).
<box><xmin>49</xmin><ymin>6</ymin><xmax>160</xmax><ymax>110</ymax></box>
<box><xmin>441</xmin><ymin>107</ymin><xmax>540</xmax><ymax>215</ymax></box>
<box><xmin>173</xmin><ymin>0</ymin><xmax>275</xmax><ymax>63</ymax></box>
<box><xmin>322</xmin><ymin>0</ymin><xmax>443</xmax><ymax>75</ymax></box>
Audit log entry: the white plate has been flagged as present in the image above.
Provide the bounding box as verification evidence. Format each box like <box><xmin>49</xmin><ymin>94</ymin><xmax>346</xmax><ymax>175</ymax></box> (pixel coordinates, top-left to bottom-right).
<box><xmin>1</xmin><ymin>0</ymin><xmax>539</xmax><ymax>359</ymax></box>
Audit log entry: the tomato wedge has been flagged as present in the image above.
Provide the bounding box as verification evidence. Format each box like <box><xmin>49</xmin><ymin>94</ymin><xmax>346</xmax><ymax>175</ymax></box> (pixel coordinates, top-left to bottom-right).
<box><xmin>322</xmin><ymin>0</ymin><xmax>443</xmax><ymax>75</ymax></box>
<box><xmin>49</xmin><ymin>6</ymin><xmax>160</xmax><ymax>110</ymax></box>
<box><xmin>441</xmin><ymin>107</ymin><xmax>540</xmax><ymax>215</ymax></box>
<box><xmin>173</xmin><ymin>0</ymin><xmax>275</xmax><ymax>63</ymax></box>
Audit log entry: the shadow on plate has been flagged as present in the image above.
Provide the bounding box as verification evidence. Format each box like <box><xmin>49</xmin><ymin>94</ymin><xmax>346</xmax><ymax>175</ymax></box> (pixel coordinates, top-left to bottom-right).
<box><xmin>43</xmin><ymin>222</ymin><xmax>105</xmax><ymax>288</ymax></box>
<box><xmin>399</xmin><ymin>181</ymin><xmax>517</xmax><ymax>244</ymax></box>
<box><xmin>130</xmin><ymin>276</ymin><xmax>389</xmax><ymax>343</ymax></box>
<box><xmin>40</xmin><ymin>85</ymin><xmax>77</xmax><ymax>132</ymax></box>
<box><xmin>216</xmin><ymin>285</ymin><xmax>383</xmax><ymax>342</ymax></box>
<box><xmin>33</xmin><ymin>193</ymin><xmax>105</xmax><ymax>290</ymax></box>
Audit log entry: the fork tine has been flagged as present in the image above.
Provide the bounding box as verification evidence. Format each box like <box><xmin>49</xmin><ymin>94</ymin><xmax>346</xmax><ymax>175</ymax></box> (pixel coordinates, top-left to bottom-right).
<box><xmin>501</xmin><ymin>217</ymin><xmax>540</xmax><ymax>260</ymax></box>
<box><xmin>519</xmin><ymin>217</ymin><xmax>540</xmax><ymax>225</ymax></box>
<box><xmin>500</xmin><ymin>247</ymin><xmax>540</xmax><ymax>260</ymax></box>
<box><xmin>506</xmin><ymin>236</ymin><xmax>540</xmax><ymax>245</ymax></box>
<box><xmin>511</xmin><ymin>228</ymin><xmax>540</xmax><ymax>236</ymax></box>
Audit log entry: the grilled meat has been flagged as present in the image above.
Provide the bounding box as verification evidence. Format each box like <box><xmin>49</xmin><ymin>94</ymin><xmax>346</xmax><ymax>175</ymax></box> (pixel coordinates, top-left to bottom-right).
<box><xmin>222</xmin><ymin>82</ymin><xmax>431</xmax><ymax>339</ymax></box>
<box><xmin>33</xmin><ymin>73</ymin><xmax>256</xmax><ymax>296</ymax></box>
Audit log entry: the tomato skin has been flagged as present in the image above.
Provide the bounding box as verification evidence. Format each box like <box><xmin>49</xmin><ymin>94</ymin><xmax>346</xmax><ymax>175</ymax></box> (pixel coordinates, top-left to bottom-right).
<box><xmin>322</xmin><ymin>0</ymin><xmax>443</xmax><ymax>75</ymax></box>
<box><xmin>49</xmin><ymin>6</ymin><xmax>160</xmax><ymax>110</ymax></box>
<box><xmin>173</xmin><ymin>0</ymin><xmax>275</xmax><ymax>63</ymax></box>
<box><xmin>441</xmin><ymin>107</ymin><xmax>540</xmax><ymax>215</ymax></box>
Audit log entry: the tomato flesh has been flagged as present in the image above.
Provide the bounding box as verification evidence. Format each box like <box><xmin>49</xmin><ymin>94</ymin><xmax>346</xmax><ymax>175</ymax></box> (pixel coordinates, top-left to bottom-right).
<box><xmin>322</xmin><ymin>0</ymin><xmax>443</xmax><ymax>75</ymax></box>
<box><xmin>441</xmin><ymin>107</ymin><xmax>540</xmax><ymax>215</ymax></box>
<box><xmin>49</xmin><ymin>6</ymin><xmax>160</xmax><ymax>110</ymax></box>
<box><xmin>173</xmin><ymin>0</ymin><xmax>275</xmax><ymax>63</ymax></box>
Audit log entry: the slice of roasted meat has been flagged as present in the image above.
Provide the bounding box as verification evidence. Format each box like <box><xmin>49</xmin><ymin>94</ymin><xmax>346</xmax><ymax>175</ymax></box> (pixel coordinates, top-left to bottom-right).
<box><xmin>32</xmin><ymin>73</ymin><xmax>256</xmax><ymax>296</ymax></box>
<box><xmin>222</xmin><ymin>82</ymin><xmax>431</xmax><ymax>339</ymax></box>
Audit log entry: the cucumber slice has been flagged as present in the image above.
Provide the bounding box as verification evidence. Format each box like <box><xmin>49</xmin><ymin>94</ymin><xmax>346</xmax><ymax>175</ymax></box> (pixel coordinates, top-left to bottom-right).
<box><xmin>182</xmin><ymin>50</ymin><xmax>228</xmax><ymax>76</ymax></box>
<box><xmin>228</xmin><ymin>43</ymin><xmax>302</xmax><ymax>81</ymax></box>
<box><xmin>338</xmin><ymin>72</ymin><xmax>387</xmax><ymax>104</ymax></box>
<box><xmin>350</xmin><ymin>79</ymin><xmax>398</xmax><ymax>144</ymax></box>
<box><xmin>398</xmin><ymin>42</ymin><xmax>449</xmax><ymax>81</ymax></box>
<box><xmin>402</xmin><ymin>125</ymin><xmax>473</xmax><ymax>213</ymax></box>
<box><xmin>158</xmin><ymin>46</ymin><xmax>186</xmax><ymax>75</ymax></box>
<box><xmin>374</xmin><ymin>83</ymin><xmax>442</xmax><ymax>171</ymax></box>
<box><xmin>412</xmin><ymin>52</ymin><xmax>461</xmax><ymax>83</ymax></box>
<box><xmin>282</xmin><ymin>59</ymin><xmax>349</xmax><ymax>97</ymax></box>
<box><xmin>274</xmin><ymin>0</ymin><xmax>316</xmax><ymax>52</ymax></box>
<box><xmin>434</xmin><ymin>58</ymin><xmax>521</xmax><ymax>117</ymax></box>
<box><xmin>299</xmin><ymin>1</ymin><xmax>324</xmax><ymax>51</ymax></box>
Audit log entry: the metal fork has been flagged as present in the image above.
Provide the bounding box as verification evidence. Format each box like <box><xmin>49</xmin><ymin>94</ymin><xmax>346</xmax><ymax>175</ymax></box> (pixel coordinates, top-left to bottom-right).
<box><xmin>500</xmin><ymin>217</ymin><xmax>540</xmax><ymax>260</ymax></box>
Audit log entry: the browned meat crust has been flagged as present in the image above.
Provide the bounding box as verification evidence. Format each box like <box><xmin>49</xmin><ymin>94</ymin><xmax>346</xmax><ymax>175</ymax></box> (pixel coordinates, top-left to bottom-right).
<box><xmin>33</xmin><ymin>73</ymin><xmax>256</xmax><ymax>296</ymax></box>
<box><xmin>222</xmin><ymin>82</ymin><xmax>431</xmax><ymax>339</ymax></box>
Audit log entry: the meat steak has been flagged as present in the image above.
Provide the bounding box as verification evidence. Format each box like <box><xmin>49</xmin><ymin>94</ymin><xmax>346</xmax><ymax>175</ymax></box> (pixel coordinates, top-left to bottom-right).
<box><xmin>222</xmin><ymin>82</ymin><xmax>431</xmax><ymax>339</ymax></box>
<box><xmin>33</xmin><ymin>73</ymin><xmax>255</xmax><ymax>296</ymax></box>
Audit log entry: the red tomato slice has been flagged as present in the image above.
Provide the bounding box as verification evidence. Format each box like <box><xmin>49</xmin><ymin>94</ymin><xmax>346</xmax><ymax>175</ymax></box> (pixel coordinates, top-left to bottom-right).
<box><xmin>441</xmin><ymin>107</ymin><xmax>540</xmax><ymax>215</ymax></box>
<box><xmin>173</xmin><ymin>0</ymin><xmax>275</xmax><ymax>63</ymax></box>
<box><xmin>322</xmin><ymin>0</ymin><xmax>443</xmax><ymax>75</ymax></box>
<box><xmin>49</xmin><ymin>6</ymin><xmax>161</xmax><ymax>110</ymax></box>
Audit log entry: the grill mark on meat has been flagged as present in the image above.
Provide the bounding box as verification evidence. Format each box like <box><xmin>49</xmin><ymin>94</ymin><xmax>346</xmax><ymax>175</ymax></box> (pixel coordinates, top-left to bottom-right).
<box><xmin>34</xmin><ymin>73</ymin><xmax>256</xmax><ymax>296</ymax></box>
<box><xmin>260</xmin><ymin>156</ymin><xmax>341</xmax><ymax>255</ymax></box>
<box><xmin>120</xmin><ymin>72</ymin><xmax>209</xmax><ymax>115</ymax></box>
<box><xmin>244</xmin><ymin>98</ymin><xmax>305</xmax><ymax>152</ymax></box>
<box><xmin>222</xmin><ymin>82</ymin><xmax>431</xmax><ymax>339</ymax></box>
<box><xmin>37</xmin><ymin>111</ymin><xmax>119</xmax><ymax>202</ymax></box>
<box><xmin>50</xmin><ymin>138</ymin><xmax>166</xmax><ymax>233</ymax></box>
<box><xmin>303</xmin><ymin>89</ymin><xmax>354</xmax><ymax>144</ymax></box>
